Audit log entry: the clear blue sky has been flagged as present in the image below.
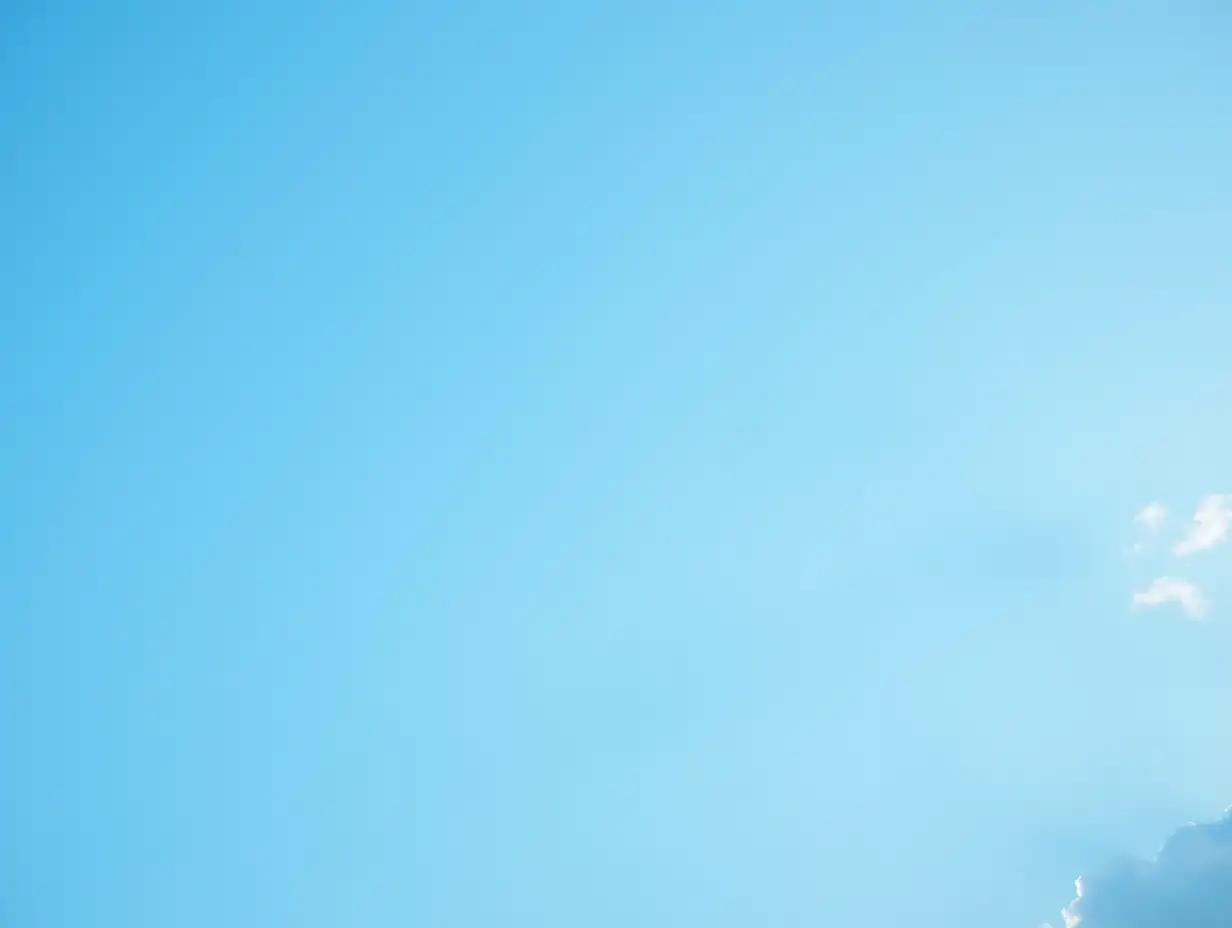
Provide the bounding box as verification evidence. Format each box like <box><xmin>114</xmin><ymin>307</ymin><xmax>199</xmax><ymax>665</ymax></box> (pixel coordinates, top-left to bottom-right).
<box><xmin>3</xmin><ymin>4</ymin><xmax>1231</xmax><ymax>926</ymax></box>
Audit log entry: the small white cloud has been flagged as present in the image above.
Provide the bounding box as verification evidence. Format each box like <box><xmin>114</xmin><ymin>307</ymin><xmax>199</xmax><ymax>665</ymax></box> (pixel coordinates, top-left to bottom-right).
<box><xmin>1132</xmin><ymin>576</ymin><xmax>1207</xmax><ymax>618</ymax></box>
<box><xmin>1134</xmin><ymin>502</ymin><xmax>1167</xmax><ymax>530</ymax></box>
<box><xmin>1175</xmin><ymin>494</ymin><xmax>1232</xmax><ymax>555</ymax></box>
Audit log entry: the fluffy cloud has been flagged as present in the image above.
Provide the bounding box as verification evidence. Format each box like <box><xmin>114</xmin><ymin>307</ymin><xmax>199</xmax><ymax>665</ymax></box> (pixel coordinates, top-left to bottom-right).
<box><xmin>1174</xmin><ymin>494</ymin><xmax>1232</xmax><ymax>556</ymax></box>
<box><xmin>1061</xmin><ymin>811</ymin><xmax>1232</xmax><ymax>927</ymax></box>
<box><xmin>1134</xmin><ymin>503</ymin><xmax>1167</xmax><ymax>531</ymax></box>
<box><xmin>1131</xmin><ymin>577</ymin><xmax>1206</xmax><ymax>618</ymax></box>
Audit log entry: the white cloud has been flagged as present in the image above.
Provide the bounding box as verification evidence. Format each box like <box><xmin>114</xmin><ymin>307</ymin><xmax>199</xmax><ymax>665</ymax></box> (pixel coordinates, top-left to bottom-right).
<box><xmin>1131</xmin><ymin>576</ymin><xmax>1207</xmax><ymax>618</ymax></box>
<box><xmin>1134</xmin><ymin>502</ymin><xmax>1167</xmax><ymax>530</ymax></box>
<box><xmin>1175</xmin><ymin>494</ymin><xmax>1232</xmax><ymax>555</ymax></box>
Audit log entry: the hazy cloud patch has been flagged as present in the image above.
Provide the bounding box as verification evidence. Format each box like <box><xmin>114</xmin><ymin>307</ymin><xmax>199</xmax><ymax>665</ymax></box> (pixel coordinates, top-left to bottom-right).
<box><xmin>1131</xmin><ymin>577</ymin><xmax>1206</xmax><ymax>618</ymax></box>
<box><xmin>1174</xmin><ymin>494</ymin><xmax>1232</xmax><ymax>556</ymax></box>
<box><xmin>1060</xmin><ymin>811</ymin><xmax>1232</xmax><ymax>927</ymax></box>
<box><xmin>1134</xmin><ymin>503</ymin><xmax>1167</xmax><ymax>531</ymax></box>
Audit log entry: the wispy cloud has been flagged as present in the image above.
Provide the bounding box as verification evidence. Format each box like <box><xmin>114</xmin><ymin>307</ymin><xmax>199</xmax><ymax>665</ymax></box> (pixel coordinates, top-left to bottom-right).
<box><xmin>1133</xmin><ymin>502</ymin><xmax>1167</xmax><ymax>531</ymax></box>
<box><xmin>1131</xmin><ymin>577</ymin><xmax>1206</xmax><ymax>618</ymax></box>
<box><xmin>1175</xmin><ymin>493</ymin><xmax>1232</xmax><ymax>556</ymax></box>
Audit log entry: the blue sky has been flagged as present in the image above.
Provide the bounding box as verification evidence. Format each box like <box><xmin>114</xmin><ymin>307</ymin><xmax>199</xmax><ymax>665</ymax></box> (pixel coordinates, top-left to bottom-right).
<box><xmin>3</xmin><ymin>4</ymin><xmax>1232</xmax><ymax>926</ymax></box>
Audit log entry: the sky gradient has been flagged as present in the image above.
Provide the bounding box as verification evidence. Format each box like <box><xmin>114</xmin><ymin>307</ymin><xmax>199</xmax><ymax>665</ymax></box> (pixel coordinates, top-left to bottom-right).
<box><xmin>4</xmin><ymin>4</ymin><xmax>1232</xmax><ymax>926</ymax></box>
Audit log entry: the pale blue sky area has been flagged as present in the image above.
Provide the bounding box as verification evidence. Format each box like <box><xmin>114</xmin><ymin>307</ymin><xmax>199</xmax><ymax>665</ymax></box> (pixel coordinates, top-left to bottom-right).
<box><xmin>3</xmin><ymin>4</ymin><xmax>1232</xmax><ymax>926</ymax></box>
